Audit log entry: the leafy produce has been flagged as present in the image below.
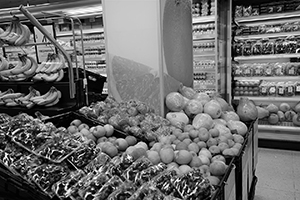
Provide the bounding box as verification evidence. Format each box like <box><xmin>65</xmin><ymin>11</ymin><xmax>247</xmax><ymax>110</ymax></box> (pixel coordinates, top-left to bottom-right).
<box><xmin>166</xmin><ymin>112</ymin><xmax>189</xmax><ymax>129</ymax></box>
<box><xmin>227</xmin><ymin>120</ymin><xmax>248</xmax><ymax>136</ymax></box>
<box><xmin>192</xmin><ymin>113</ymin><xmax>213</xmax><ymax>130</ymax></box>
<box><xmin>165</xmin><ymin>92</ymin><xmax>186</xmax><ymax>112</ymax></box>
<box><xmin>236</xmin><ymin>97</ymin><xmax>258</xmax><ymax>122</ymax></box>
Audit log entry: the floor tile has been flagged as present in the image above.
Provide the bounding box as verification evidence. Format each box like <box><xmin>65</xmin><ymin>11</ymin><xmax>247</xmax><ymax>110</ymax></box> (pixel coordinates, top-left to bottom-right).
<box><xmin>254</xmin><ymin>187</ymin><xmax>295</xmax><ymax>200</ymax></box>
<box><xmin>256</xmin><ymin>176</ymin><xmax>295</xmax><ymax>192</ymax></box>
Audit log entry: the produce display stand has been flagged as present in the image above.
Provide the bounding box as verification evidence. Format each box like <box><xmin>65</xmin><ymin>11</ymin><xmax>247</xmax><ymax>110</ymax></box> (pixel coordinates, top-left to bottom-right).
<box><xmin>0</xmin><ymin>109</ymin><xmax>258</xmax><ymax>200</ymax></box>
<box><xmin>0</xmin><ymin>5</ymin><xmax>105</xmax><ymax>116</ymax></box>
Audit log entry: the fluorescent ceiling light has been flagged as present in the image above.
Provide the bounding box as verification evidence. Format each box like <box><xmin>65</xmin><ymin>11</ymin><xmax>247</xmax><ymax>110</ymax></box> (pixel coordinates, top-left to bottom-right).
<box><xmin>64</xmin><ymin>5</ymin><xmax>102</xmax><ymax>16</ymax></box>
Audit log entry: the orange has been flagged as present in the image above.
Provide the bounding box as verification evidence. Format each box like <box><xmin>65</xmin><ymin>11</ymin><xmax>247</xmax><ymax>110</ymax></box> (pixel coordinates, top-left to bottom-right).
<box><xmin>125</xmin><ymin>135</ymin><xmax>138</xmax><ymax>146</ymax></box>
<box><xmin>175</xmin><ymin>142</ymin><xmax>188</xmax><ymax>151</ymax></box>
<box><xmin>175</xmin><ymin>150</ymin><xmax>192</xmax><ymax>165</ymax></box>
<box><xmin>159</xmin><ymin>147</ymin><xmax>174</xmax><ymax>164</ymax></box>
<box><xmin>147</xmin><ymin>150</ymin><xmax>161</xmax><ymax>165</ymax></box>
<box><xmin>209</xmin><ymin>161</ymin><xmax>227</xmax><ymax>176</ymax></box>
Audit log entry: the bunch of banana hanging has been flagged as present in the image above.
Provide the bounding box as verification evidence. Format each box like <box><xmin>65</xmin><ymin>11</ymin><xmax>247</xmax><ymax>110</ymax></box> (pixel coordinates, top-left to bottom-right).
<box><xmin>0</xmin><ymin>16</ymin><xmax>31</xmax><ymax>46</ymax></box>
<box><xmin>0</xmin><ymin>54</ymin><xmax>38</xmax><ymax>81</ymax></box>
<box><xmin>0</xmin><ymin>86</ymin><xmax>62</xmax><ymax>108</ymax></box>
<box><xmin>32</xmin><ymin>53</ymin><xmax>65</xmax><ymax>82</ymax></box>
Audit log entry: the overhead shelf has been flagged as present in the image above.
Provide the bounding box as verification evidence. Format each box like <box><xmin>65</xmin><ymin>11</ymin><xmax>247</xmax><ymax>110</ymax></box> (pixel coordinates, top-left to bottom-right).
<box><xmin>235</xmin><ymin>53</ymin><xmax>300</xmax><ymax>61</ymax></box>
<box><xmin>56</xmin><ymin>27</ymin><xmax>104</xmax><ymax>37</ymax></box>
<box><xmin>234</xmin><ymin>96</ymin><xmax>300</xmax><ymax>102</ymax></box>
<box><xmin>235</xmin><ymin>31</ymin><xmax>300</xmax><ymax>40</ymax></box>
<box><xmin>236</xmin><ymin>11</ymin><xmax>300</xmax><ymax>23</ymax></box>
<box><xmin>234</xmin><ymin>76</ymin><xmax>300</xmax><ymax>81</ymax></box>
<box><xmin>192</xmin><ymin>15</ymin><xmax>215</xmax><ymax>24</ymax></box>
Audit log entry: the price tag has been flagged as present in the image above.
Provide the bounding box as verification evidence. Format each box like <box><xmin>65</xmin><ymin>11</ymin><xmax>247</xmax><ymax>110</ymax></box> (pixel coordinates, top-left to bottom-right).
<box><xmin>288</xmin><ymin>86</ymin><xmax>293</xmax><ymax>93</ymax></box>
<box><xmin>296</xmin><ymin>86</ymin><xmax>300</xmax><ymax>92</ymax></box>
<box><xmin>262</xmin><ymin>87</ymin><xmax>267</xmax><ymax>93</ymax></box>
<box><xmin>255</xmin><ymin>69</ymin><xmax>261</xmax><ymax>75</ymax></box>
<box><xmin>266</xmin><ymin>68</ymin><xmax>272</xmax><ymax>75</ymax></box>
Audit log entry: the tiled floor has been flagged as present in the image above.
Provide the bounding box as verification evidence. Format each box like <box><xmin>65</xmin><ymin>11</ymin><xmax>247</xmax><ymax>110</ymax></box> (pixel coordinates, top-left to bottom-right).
<box><xmin>254</xmin><ymin>148</ymin><xmax>300</xmax><ymax>200</ymax></box>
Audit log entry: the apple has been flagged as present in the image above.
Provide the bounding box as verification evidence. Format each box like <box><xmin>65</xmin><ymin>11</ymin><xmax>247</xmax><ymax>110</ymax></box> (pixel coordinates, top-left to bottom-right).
<box><xmin>198</xmin><ymin>128</ymin><xmax>210</xmax><ymax>142</ymax></box>
<box><xmin>199</xmin><ymin>148</ymin><xmax>212</xmax><ymax>159</ymax></box>
<box><xmin>91</xmin><ymin>125</ymin><xmax>106</xmax><ymax>138</ymax></box>
<box><xmin>97</xmin><ymin>136</ymin><xmax>108</xmax><ymax>144</ymax></box>
<box><xmin>115</xmin><ymin>138</ymin><xmax>129</xmax><ymax>151</ymax></box>
<box><xmin>78</xmin><ymin>123</ymin><xmax>89</xmax><ymax>131</ymax></box>
<box><xmin>70</xmin><ymin>119</ymin><xmax>82</xmax><ymax>127</ymax></box>
<box><xmin>104</xmin><ymin>124</ymin><xmax>114</xmax><ymax>137</ymax></box>
<box><xmin>198</xmin><ymin>154</ymin><xmax>210</xmax><ymax>166</ymax></box>
<box><xmin>80</xmin><ymin>128</ymin><xmax>90</xmax><ymax>136</ymax></box>
<box><xmin>125</xmin><ymin>135</ymin><xmax>137</xmax><ymax>146</ymax></box>
<box><xmin>67</xmin><ymin>125</ymin><xmax>78</xmax><ymax>134</ymax></box>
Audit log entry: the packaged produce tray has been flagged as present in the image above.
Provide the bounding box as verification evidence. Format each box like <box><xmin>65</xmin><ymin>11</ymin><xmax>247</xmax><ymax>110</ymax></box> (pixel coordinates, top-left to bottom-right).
<box><xmin>45</xmin><ymin>111</ymin><xmax>128</xmax><ymax>139</ymax></box>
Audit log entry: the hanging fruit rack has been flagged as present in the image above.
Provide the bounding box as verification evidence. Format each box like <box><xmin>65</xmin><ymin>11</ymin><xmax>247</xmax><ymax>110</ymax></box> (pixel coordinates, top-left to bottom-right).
<box><xmin>0</xmin><ymin>5</ymin><xmax>89</xmax><ymax>116</ymax></box>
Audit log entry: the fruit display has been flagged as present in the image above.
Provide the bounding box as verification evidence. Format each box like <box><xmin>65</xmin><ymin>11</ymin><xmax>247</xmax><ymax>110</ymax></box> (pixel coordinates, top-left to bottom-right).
<box><xmin>0</xmin><ymin>54</ymin><xmax>38</xmax><ymax>81</ymax></box>
<box><xmin>0</xmin><ymin>16</ymin><xmax>31</xmax><ymax>46</ymax></box>
<box><xmin>256</xmin><ymin>102</ymin><xmax>300</xmax><ymax>126</ymax></box>
<box><xmin>0</xmin><ymin>112</ymin><xmax>222</xmax><ymax>199</ymax></box>
<box><xmin>192</xmin><ymin>0</ymin><xmax>215</xmax><ymax>17</ymax></box>
<box><xmin>0</xmin><ymin>86</ymin><xmax>62</xmax><ymax>108</ymax></box>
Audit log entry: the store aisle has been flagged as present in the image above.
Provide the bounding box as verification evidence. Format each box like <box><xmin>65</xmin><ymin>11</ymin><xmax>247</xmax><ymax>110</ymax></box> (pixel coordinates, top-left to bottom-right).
<box><xmin>254</xmin><ymin>148</ymin><xmax>300</xmax><ymax>200</ymax></box>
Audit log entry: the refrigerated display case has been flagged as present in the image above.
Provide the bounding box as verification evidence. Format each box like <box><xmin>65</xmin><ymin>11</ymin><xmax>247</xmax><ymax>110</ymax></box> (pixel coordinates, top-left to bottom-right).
<box><xmin>232</xmin><ymin>1</ymin><xmax>300</xmax><ymax>150</ymax></box>
<box><xmin>192</xmin><ymin>0</ymin><xmax>232</xmax><ymax>101</ymax></box>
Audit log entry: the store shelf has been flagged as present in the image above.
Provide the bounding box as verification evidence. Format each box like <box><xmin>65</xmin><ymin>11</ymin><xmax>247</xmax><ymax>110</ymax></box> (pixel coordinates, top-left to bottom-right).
<box><xmin>235</xmin><ymin>31</ymin><xmax>300</xmax><ymax>40</ymax></box>
<box><xmin>234</xmin><ymin>96</ymin><xmax>300</xmax><ymax>102</ymax></box>
<box><xmin>234</xmin><ymin>76</ymin><xmax>300</xmax><ymax>81</ymax></box>
<box><xmin>236</xmin><ymin>11</ymin><xmax>300</xmax><ymax>23</ymax></box>
<box><xmin>56</xmin><ymin>27</ymin><xmax>104</xmax><ymax>37</ymax></box>
<box><xmin>194</xmin><ymin>53</ymin><xmax>215</xmax><ymax>58</ymax></box>
<box><xmin>192</xmin><ymin>15</ymin><xmax>215</xmax><ymax>24</ymax></box>
<box><xmin>235</xmin><ymin>53</ymin><xmax>300</xmax><ymax>61</ymax></box>
<box><xmin>193</xmin><ymin>34</ymin><xmax>215</xmax><ymax>40</ymax></box>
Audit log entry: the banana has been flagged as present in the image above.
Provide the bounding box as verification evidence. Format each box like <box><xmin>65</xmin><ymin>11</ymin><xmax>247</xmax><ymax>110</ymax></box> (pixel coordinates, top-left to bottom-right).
<box><xmin>0</xmin><ymin>75</ymin><xmax>9</xmax><ymax>81</ymax></box>
<box><xmin>35</xmin><ymin>111</ymin><xmax>49</xmax><ymax>120</ymax></box>
<box><xmin>14</xmin><ymin>24</ymin><xmax>31</xmax><ymax>46</ymax></box>
<box><xmin>11</xmin><ymin>55</ymin><xmax>32</xmax><ymax>75</ymax></box>
<box><xmin>0</xmin><ymin>23</ymin><xmax>13</xmax><ymax>39</ymax></box>
<box><xmin>0</xmin><ymin>56</ymin><xmax>9</xmax><ymax>71</ymax></box>
<box><xmin>44</xmin><ymin>95</ymin><xmax>60</xmax><ymax>107</ymax></box>
<box><xmin>32</xmin><ymin>73</ymin><xmax>43</xmax><ymax>81</ymax></box>
<box><xmin>0</xmin><ymin>61</ymin><xmax>22</xmax><ymax>76</ymax></box>
<box><xmin>55</xmin><ymin>69</ymin><xmax>64</xmax><ymax>82</ymax></box>
<box><xmin>40</xmin><ymin>54</ymin><xmax>55</xmax><ymax>73</ymax></box>
<box><xmin>0</xmin><ymin>92</ymin><xmax>24</xmax><ymax>102</ymax></box>
<box><xmin>0</xmin><ymin>89</ymin><xmax>14</xmax><ymax>98</ymax></box>
<box><xmin>8</xmin><ymin>73</ymin><xmax>27</xmax><ymax>81</ymax></box>
<box><xmin>41</xmin><ymin>72</ymin><xmax>59</xmax><ymax>82</ymax></box>
<box><xmin>43</xmin><ymin>54</ymin><xmax>59</xmax><ymax>74</ymax></box>
<box><xmin>23</xmin><ymin>56</ymin><xmax>38</xmax><ymax>76</ymax></box>
<box><xmin>37</xmin><ymin>88</ymin><xmax>59</xmax><ymax>106</ymax></box>
<box><xmin>6</xmin><ymin>100</ymin><xmax>19</xmax><ymax>107</ymax></box>
<box><xmin>29</xmin><ymin>87</ymin><xmax>54</xmax><ymax>103</ymax></box>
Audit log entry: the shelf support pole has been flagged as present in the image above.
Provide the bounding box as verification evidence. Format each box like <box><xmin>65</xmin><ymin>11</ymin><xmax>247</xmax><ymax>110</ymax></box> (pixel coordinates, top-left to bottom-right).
<box><xmin>19</xmin><ymin>5</ymin><xmax>76</xmax><ymax>99</ymax></box>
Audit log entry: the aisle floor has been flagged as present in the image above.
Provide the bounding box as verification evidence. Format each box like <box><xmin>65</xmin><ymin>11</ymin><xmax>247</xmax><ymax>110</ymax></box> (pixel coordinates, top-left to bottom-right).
<box><xmin>254</xmin><ymin>148</ymin><xmax>300</xmax><ymax>200</ymax></box>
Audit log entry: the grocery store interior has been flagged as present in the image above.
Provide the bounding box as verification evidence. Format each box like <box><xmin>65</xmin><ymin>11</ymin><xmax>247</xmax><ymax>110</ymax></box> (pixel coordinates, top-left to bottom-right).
<box><xmin>0</xmin><ymin>0</ymin><xmax>300</xmax><ymax>200</ymax></box>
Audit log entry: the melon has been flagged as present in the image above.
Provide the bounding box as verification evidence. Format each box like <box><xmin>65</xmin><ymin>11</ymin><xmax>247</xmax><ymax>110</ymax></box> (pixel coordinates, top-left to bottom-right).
<box><xmin>163</xmin><ymin>0</ymin><xmax>193</xmax><ymax>87</ymax></box>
